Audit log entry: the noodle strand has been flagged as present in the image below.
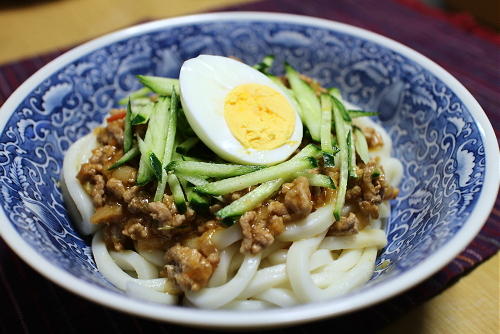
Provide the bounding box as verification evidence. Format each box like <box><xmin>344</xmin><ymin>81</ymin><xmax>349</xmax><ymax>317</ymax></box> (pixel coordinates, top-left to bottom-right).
<box><xmin>185</xmin><ymin>253</ymin><xmax>262</xmax><ymax>309</ymax></box>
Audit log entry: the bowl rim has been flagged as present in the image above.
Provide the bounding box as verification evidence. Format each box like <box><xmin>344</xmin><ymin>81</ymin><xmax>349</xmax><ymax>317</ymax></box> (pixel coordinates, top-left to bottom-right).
<box><xmin>0</xmin><ymin>11</ymin><xmax>498</xmax><ymax>329</ymax></box>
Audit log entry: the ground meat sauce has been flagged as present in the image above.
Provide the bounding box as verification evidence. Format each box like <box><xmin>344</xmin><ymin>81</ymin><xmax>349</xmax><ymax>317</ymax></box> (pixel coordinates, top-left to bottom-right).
<box><xmin>327</xmin><ymin>159</ymin><xmax>399</xmax><ymax>236</ymax></box>
<box><xmin>363</xmin><ymin>126</ymin><xmax>384</xmax><ymax>149</ymax></box>
<box><xmin>78</xmin><ymin>116</ymin><xmax>397</xmax><ymax>292</ymax></box>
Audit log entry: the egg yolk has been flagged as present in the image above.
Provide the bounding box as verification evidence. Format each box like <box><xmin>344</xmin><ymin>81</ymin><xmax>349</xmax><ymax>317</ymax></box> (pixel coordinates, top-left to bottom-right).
<box><xmin>224</xmin><ymin>83</ymin><xmax>295</xmax><ymax>150</ymax></box>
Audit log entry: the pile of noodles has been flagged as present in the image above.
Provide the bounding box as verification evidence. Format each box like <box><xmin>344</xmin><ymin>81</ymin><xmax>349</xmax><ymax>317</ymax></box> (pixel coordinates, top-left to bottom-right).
<box><xmin>62</xmin><ymin>117</ymin><xmax>402</xmax><ymax>310</ymax></box>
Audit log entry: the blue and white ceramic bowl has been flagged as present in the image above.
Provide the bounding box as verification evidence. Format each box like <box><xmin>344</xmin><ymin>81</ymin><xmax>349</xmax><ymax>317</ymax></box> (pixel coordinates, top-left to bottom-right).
<box><xmin>0</xmin><ymin>13</ymin><xmax>497</xmax><ymax>329</ymax></box>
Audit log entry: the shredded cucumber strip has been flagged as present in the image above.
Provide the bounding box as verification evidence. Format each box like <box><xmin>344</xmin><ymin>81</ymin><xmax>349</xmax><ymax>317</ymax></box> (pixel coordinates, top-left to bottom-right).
<box><xmin>108</xmin><ymin>145</ymin><xmax>139</xmax><ymax>170</ymax></box>
<box><xmin>253</xmin><ymin>55</ymin><xmax>275</xmax><ymax>74</ymax></box>
<box><xmin>192</xmin><ymin>145</ymin><xmax>321</xmax><ymax>196</ymax></box>
<box><xmin>176</xmin><ymin>137</ymin><xmax>199</xmax><ymax>155</ymax></box>
<box><xmin>185</xmin><ymin>186</ymin><xmax>210</xmax><ymax>215</ymax></box>
<box><xmin>137</xmin><ymin>75</ymin><xmax>180</xmax><ymax>96</ymax></box>
<box><xmin>123</xmin><ymin>100</ymin><xmax>134</xmax><ymax>153</ymax></box>
<box><xmin>131</xmin><ymin>102</ymin><xmax>155</xmax><ymax>125</ymax></box>
<box><xmin>178</xmin><ymin>175</ymin><xmax>208</xmax><ymax>187</ymax></box>
<box><xmin>154</xmin><ymin>91</ymin><xmax>179</xmax><ymax>201</ymax></box>
<box><xmin>216</xmin><ymin>179</ymin><xmax>284</xmax><ymax>220</ymax></box>
<box><xmin>347</xmin><ymin>128</ymin><xmax>358</xmax><ymax>178</ymax></box>
<box><xmin>353</xmin><ymin>127</ymin><xmax>370</xmax><ymax>164</ymax></box>
<box><xmin>320</xmin><ymin>94</ymin><xmax>333</xmax><ymax>153</ymax></box>
<box><xmin>298</xmin><ymin>173</ymin><xmax>336</xmax><ymax>189</ymax></box>
<box><xmin>349</xmin><ymin>110</ymin><xmax>378</xmax><ymax>118</ymax></box>
<box><xmin>167</xmin><ymin>161</ymin><xmax>264</xmax><ymax>178</ymax></box>
<box><xmin>194</xmin><ymin>157</ymin><xmax>317</xmax><ymax>196</ymax></box>
<box><xmin>118</xmin><ymin>87</ymin><xmax>151</xmax><ymax>105</ymax></box>
<box><xmin>320</xmin><ymin>94</ymin><xmax>336</xmax><ymax>167</ymax></box>
<box><xmin>331</xmin><ymin>97</ymin><xmax>349</xmax><ymax>221</ymax></box>
<box><xmin>329</xmin><ymin>88</ymin><xmax>351</xmax><ymax>122</ymax></box>
<box><xmin>168</xmin><ymin>174</ymin><xmax>186</xmax><ymax>213</ymax></box>
<box><xmin>147</xmin><ymin>97</ymin><xmax>170</xmax><ymax>169</ymax></box>
<box><xmin>286</xmin><ymin>64</ymin><xmax>321</xmax><ymax>141</ymax></box>
<box><xmin>136</xmin><ymin>98</ymin><xmax>171</xmax><ymax>185</ymax></box>
<box><xmin>292</xmin><ymin>144</ymin><xmax>322</xmax><ymax>160</ymax></box>
<box><xmin>136</xmin><ymin>136</ymin><xmax>154</xmax><ymax>185</ymax></box>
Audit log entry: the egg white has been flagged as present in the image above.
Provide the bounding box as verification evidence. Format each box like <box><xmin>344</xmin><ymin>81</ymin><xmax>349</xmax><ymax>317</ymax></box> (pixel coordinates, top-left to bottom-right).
<box><xmin>179</xmin><ymin>55</ymin><xmax>303</xmax><ymax>165</ymax></box>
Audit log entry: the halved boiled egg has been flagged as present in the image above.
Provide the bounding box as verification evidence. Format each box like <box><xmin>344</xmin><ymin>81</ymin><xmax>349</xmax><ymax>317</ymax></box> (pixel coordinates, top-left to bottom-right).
<box><xmin>179</xmin><ymin>55</ymin><xmax>303</xmax><ymax>165</ymax></box>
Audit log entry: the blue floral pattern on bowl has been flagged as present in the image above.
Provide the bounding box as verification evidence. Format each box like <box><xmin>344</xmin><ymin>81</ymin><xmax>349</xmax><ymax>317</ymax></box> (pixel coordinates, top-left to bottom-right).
<box><xmin>0</xmin><ymin>20</ymin><xmax>485</xmax><ymax>293</ymax></box>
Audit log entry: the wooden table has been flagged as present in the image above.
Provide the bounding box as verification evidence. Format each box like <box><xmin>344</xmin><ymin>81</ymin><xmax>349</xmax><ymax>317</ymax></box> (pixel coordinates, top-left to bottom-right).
<box><xmin>0</xmin><ymin>1</ymin><xmax>498</xmax><ymax>333</ymax></box>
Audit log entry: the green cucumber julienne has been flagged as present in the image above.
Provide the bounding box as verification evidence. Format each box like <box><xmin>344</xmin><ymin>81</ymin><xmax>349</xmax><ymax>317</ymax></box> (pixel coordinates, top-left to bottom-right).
<box><xmin>291</xmin><ymin>143</ymin><xmax>322</xmax><ymax>160</ymax></box>
<box><xmin>191</xmin><ymin>144</ymin><xmax>321</xmax><ymax>196</ymax></box>
<box><xmin>167</xmin><ymin>174</ymin><xmax>186</xmax><ymax>214</ymax></box>
<box><xmin>329</xmin><ymin>88</ymin><xmax>352</xmax><ymax>122</ymax></box>
<box><xmin>137</xmin><ymin>75</ymin><xmax>180</xmax><ymax>96</ymax></box>
<box><xmin>147</xmin><ymin>97</ymin><xmax>170</xmax><ymax>166</ymax></box>
<box><xmin>216</xmin><ymin>178</ymin><xmax>284</xmax><ymax>220</ymax></box>
<box><xmin>149</xmin><ymin>153</ymin><xmax>163</xmax><ymax>180</ymax></box>
<box><xmin>194</xmin><ymin>157</ymin><xmax>317</xmax><ymax>196</ymax></box>
<box><xmin>353</xmin><ymin>126</ymin><xmax>370</xmax><ymax>164</ymax></box>
<box><xmin>329</xmin><ymin>87</ymin><xmax>341</xmax><ymax>100</ymax></box>
<box><xmin>123</xmin><ymin>100</ymin><xmax>133</xmax><ymax>153</ymax></box>
<box><xmin>178</xmin><ymin>175</ymin><xmax>206</xmax><ymax>214</ymax></box>
<box><xmin>215</xmin><ymin>172</ymin><xmax>335</xmax><ymax>222</ymax></box>
<box><xmin>129</xmin><ymin>97</ymin><xmax>154</xmax><ymax>106</ymax></box>
<box><xmin>166</xmin><ymin>160</ymin><xmax>264</xmax><ymax>178</ymax></box>
<box><xmin>180</xmin><ymin>155</ymin><xmax>202</xmax><ymax>162</ymax></box>
<box><xmin>178</xmin><ymin>174</ymin><xmax>208</xmax><ymax>187</ymax></box>
<box><xmin>136</xmin><ymin>136</ymin><xmax>154</xmax><ymax>185</ymax></box>
<box><xmin>331</xmin><ymin>96</ymin><xmax>349</xmax><ymax>221</ymax></box>
<box><xmin>298</xmin><ymin>173</ymin><xmax>336</xmax><ymax>189</ymax></box>
<box><xmin>253</xmin><ymin>55</ymin><xmax>275</xmax><ymax>74</ymax></box>
<box><xmin>320</xmin><ymin>94</ymin><xmax>336</xmax><ymax>167</ymax></box>
<box><xmin>348</xmin><ymin>109</ymin><xmax>378</xmax><ymax>118</ymax></box>
<box><xmin>118</xmin><ymin>87</ymin><xmax>151</xmax><ymax>105</ymax></box>
<box><xmin>330</xmin><ymin>95</ymin><xmax>356</xmax><ymax>178</ymax></box>
<box><xmin>131</xmin><ymin>102</ymin><xmax>155</xmax><ymax>125</ymax></box>
<box><xmin>186</xmin><ymin>186</ymin><xmax>210</xmax><ymax>215</ymax></box>
<box><xmin>285</xmin><ymin>64</ymin><xmax>322</xmax><ymax>141</ymax></box>
<box><xmin>154</xmin><ymin>91</ymin><xmax>179</xmax><ymax>201</ymax></box>
<box><xmin>136</xmin><ymin>97</ymin><xmax>170</xmax><ymax>186</ymax></box>
<box><xmin>108</xmin><ymin>145</ymin><xmax>139</xmax><ymax>170</ymax></box>
<box><xmin>347</xmin><ymin>129</ymin><xmax>358</xmax><ymax>178</ymax></box>
<box><xmin>320</xmin><ymin>94</ymin><xmax>333</xmax><ymax>151</ymax></box>
<box><xmin>176</xmin><ymin>137</ymin><xmax>199</xmax><ymax>155</ymax></box>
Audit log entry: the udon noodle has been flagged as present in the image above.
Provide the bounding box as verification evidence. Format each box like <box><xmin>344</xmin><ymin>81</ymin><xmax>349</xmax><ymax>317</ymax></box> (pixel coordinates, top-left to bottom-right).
<box><xmin>62</xmin><ymin>115</ymin><xmax>402</xmax><ymax>309</ymax></box>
